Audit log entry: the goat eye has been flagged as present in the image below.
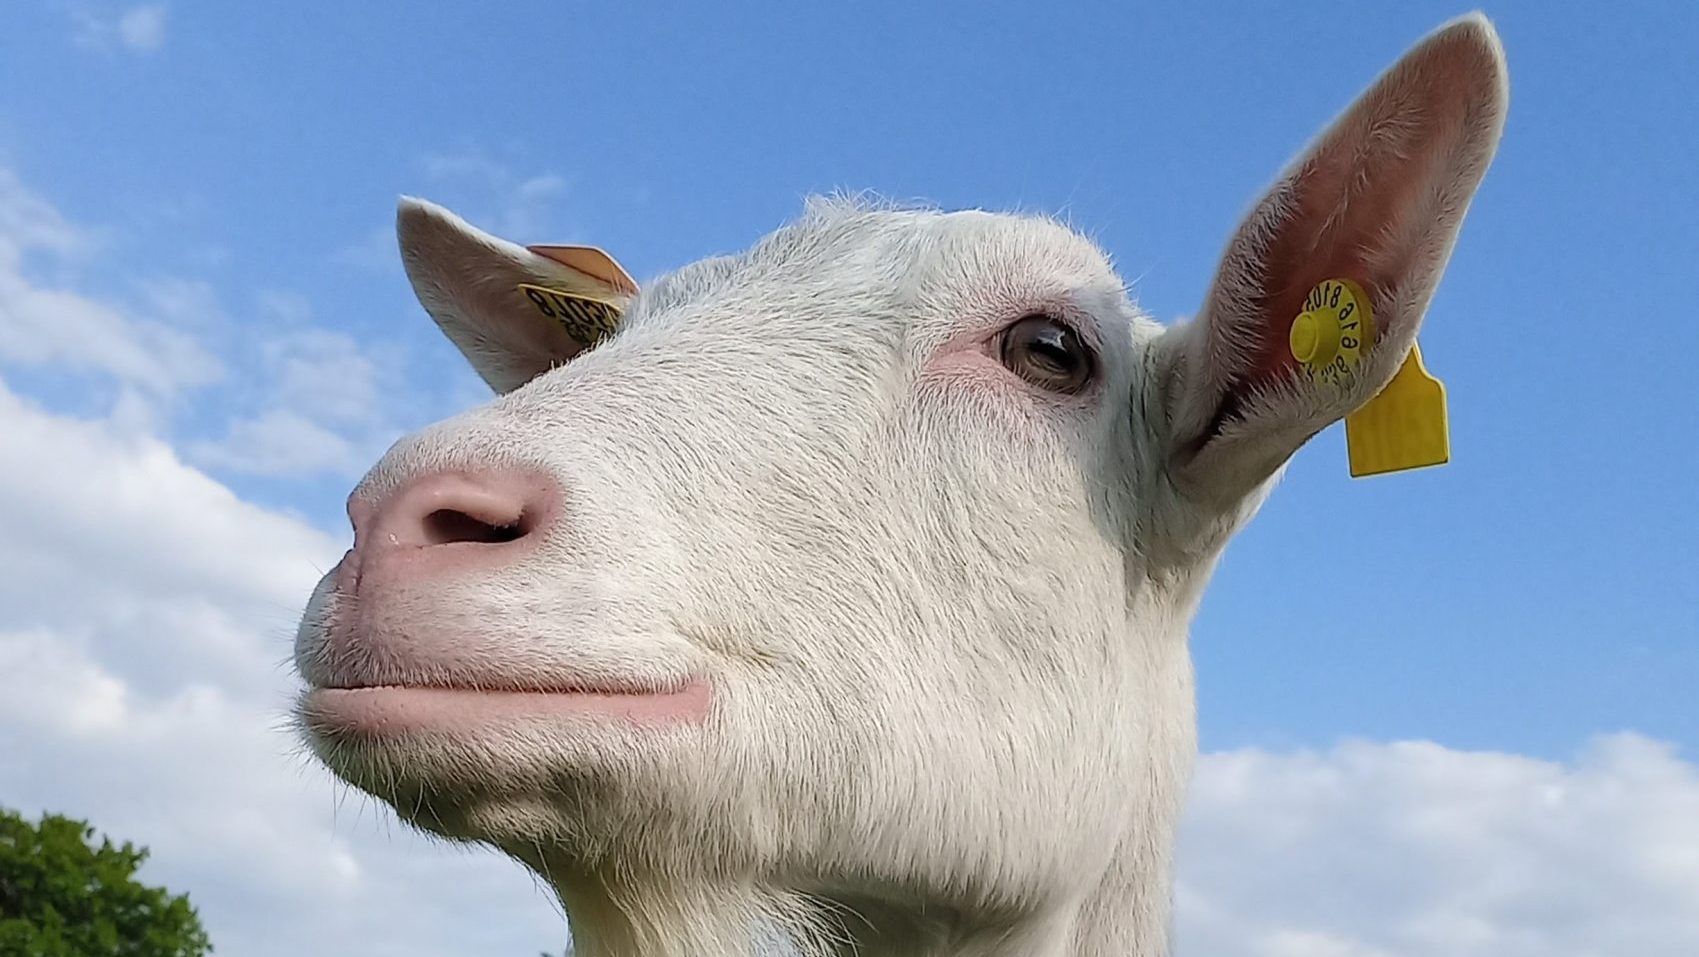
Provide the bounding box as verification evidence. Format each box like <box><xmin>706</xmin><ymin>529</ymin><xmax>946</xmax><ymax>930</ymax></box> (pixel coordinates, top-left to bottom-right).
<box><xmin>999</xmin><ymin>315</ymin><xmax>1094</xmax><ymax>394</ymax></box>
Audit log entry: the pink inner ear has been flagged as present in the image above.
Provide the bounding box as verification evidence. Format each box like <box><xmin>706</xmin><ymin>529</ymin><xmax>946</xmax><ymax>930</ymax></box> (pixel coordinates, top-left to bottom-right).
<box><xmin>528</xmin><ymin>245</ymin><xmax>640</xmax><ymax>296</ymax></box>
<box><xmin>1237</xmin><ymin>26</ymin><xmax>1501</xmax><ymax>389</ymax></box>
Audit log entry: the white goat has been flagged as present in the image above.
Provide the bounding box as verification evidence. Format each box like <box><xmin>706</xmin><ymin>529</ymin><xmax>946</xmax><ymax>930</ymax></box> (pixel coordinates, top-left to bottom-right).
<box><xmin>294</xmin><ymin>15</ymin><xmax>1507</xmax><ymax>956</ymax></box>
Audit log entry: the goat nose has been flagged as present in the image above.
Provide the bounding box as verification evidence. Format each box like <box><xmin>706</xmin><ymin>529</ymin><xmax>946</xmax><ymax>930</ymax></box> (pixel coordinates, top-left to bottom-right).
<box><xmin>349</xmin><ymin>471</ymin><xmax>557</xmax><ymax>563</ymax></box>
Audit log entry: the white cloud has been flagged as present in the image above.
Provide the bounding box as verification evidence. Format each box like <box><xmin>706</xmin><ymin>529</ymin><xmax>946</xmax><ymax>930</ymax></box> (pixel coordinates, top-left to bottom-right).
<box><xmin>0</xmin><ymin>166</ymin><xmax>222</xmax><ymax>400</ymax></box>
<box><xmin>0</xmin><ymin>163</ymin><xmax>415</xmax><ymax>479</ymax></box>
<box><xmin>189</xmin><ymin>307</ymin><xmax>409</xmax><ymax>479</ymax></box>
<box><xmin>0</xmin><ymin>268</ymin><xmax>220</xmax><ymax>396</ymax></box>
<box><xmin>0</xmin><ymin>374</ymin><xmax>568</xmax><ymax>957</ymax></box>
<box><xmin>418</xmin><ymin>150</ymin><xmax>575</xmax><ymax>239</ymax></box>
<box><xmin>0</xmin><ymin>167</ymin><xmax>88</xmax><ymax>259</ymax></box>
<box><xmin>191</xmin><ymin>406</ymin><xmax>367</xmax><ymax>477</ymax></box>
<box><xmin>71</xmin><ymin>3</ymin><xmax>168</xmax><ymax>54</ymax></box>
<box><xmin>336</xmin><ymin>167</ymin><xmax>579</xmax><ymax>276</ymax></box>
<box><xmin>260</xmin><ymin>327</ymin><xmax>389</xmax><ymax>426</ymax></box>
<box><xmin>0</xmin><ymin>382</ymin><xmax>334</xmax><ymax>689</ymax></box>
<box><xmin>1177</xmin><ymin>736</ymin><xmax>1699</xmax><ymax>957</ymax></box>
<box><xmin>140</xmin><ymin>276</ymin><xmax>224</xmax><ymax>331</ymax></box>
<box><xmin>116</xmin><ymin>4</ymin><xmax>167</xmax><ymax>51</ymax></box>
<box><xmin>334</xmin><ymin>223</ymin><xmax>400</xmax><ymax>273</ymax></box>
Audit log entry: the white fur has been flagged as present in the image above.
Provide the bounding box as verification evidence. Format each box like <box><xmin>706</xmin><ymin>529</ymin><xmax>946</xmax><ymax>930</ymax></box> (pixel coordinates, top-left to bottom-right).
<box><xmin>294</xmin><ymin>15</ymin><xmax>1508</xmax><ymax>957</ymax></box>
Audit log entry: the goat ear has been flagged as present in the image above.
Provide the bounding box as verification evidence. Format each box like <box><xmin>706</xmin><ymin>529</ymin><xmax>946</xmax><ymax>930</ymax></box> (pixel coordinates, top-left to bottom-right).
<box><xmin>396</xmin><ymin>197</ymin><xmax>637</xmax><ymax>394</ymax></box>
<box><xmin>1155</xmin><ymin>14</ymin><xmax>1507</xmax><ymax>504</ymax></box>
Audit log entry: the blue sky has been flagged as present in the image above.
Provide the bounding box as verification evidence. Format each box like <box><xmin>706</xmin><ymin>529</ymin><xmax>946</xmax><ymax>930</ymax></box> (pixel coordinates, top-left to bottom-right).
<box><xmin>2</xmin><ymin>2</ymin><xmax>1696</xmax><ymax>955</ymax></box>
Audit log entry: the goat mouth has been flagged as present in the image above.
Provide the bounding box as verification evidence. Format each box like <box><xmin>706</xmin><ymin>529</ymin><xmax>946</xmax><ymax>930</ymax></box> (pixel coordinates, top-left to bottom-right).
<box><xmin>300</xmin><ymin>681</ymin><xmax>712</xmax><ymax>736</ymax></box>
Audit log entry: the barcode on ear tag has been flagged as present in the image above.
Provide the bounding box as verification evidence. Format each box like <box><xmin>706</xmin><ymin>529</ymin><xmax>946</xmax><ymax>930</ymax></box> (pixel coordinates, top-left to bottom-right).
<box><xmin>517</xmin><ymin>283</ymin><xmax>623</xmax><ymax>347</ymax></box>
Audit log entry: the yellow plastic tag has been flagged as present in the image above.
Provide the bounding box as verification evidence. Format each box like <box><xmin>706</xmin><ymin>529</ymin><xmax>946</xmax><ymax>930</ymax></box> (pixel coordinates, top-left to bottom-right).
<box><xmin>516</xmin><ymin>283</ymin><xmax>622</xmax><ymax>348</ymax></box>
<box><xmin>1345</xmin><ymin>344</ymin><xmax>1450</xmax><ymax>477</ymax></box>
<box><xmin>1290</xmin><ymin>278</ymin><xmax>1373</xmax><ymax>386</ymax></box>
<box><xmin>1289</xmin><ymin>278</ymin><xmax>1451</xmax><ymax>478</ymax></box>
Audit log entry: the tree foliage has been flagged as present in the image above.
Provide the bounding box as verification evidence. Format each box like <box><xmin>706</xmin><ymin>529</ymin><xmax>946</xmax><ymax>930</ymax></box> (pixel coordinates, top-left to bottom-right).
<box><xmin>0</xmin><ymin>806</ymin><xmax>212</xmax><ymax>956</ymax></box>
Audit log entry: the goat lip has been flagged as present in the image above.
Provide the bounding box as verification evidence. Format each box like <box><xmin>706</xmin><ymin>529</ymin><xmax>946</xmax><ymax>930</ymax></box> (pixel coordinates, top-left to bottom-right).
<box><xmin>301</xmin><ymin>681</ymin><xmax>712</xmax><ymax>735</ymax></box>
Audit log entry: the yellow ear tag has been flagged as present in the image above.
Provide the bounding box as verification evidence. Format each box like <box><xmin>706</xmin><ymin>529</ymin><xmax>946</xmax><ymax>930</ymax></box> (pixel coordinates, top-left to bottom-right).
<box><xmin>1289</xmin><ymin>278</ymin><xmax>1451</xmax><ymax>478</ymax></box>
<box><xmin>515</xmin><ymin>284</ymin><xmax>623</xmax><ymax>348</ymax></box>
<box><xmin>1344</xmin><ymin>344</ymin><xmax>1450</xmax><ymax>477</ymax></box>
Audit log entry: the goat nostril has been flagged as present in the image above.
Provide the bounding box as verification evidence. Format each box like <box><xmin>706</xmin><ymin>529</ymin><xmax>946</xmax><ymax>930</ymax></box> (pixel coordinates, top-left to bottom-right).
<box><xmin>355</xmin><ymin>473</ymin><xmax>553</xmax><ymax>552</ymax></box>
<box><xmin>422</xmin><ymin>508</ymin><xmax>526</xmax><ymax>546</ymax></box>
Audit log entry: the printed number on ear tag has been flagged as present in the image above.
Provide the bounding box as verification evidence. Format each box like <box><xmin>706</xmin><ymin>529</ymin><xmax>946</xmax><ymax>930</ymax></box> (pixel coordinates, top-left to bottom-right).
<box><xmin>1289</xmin><ymin>279</ymin><xmax>1373</xmax><ymax>386</ymax></box>
<box><xmin>1289</xmin><ymin>277</ymin><xmax>1452</xmax><ymax>478</ymax></box>
<box><xmin>517</xmin><ymin>283</ymin><xmax>623</xmax><ymax>347</ymax></box>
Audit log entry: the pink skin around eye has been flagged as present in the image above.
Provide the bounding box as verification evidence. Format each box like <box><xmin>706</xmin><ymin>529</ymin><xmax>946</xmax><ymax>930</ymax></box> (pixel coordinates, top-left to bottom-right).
<box><xmin>922</xmin><ymin>331</ymin><xmax>1009</xmax><ymax>388</ymax></box>
<box><xmin>919</xmin><ymin>311</ymin><xmax>1104</xmax><ymax>405</ymax></box>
